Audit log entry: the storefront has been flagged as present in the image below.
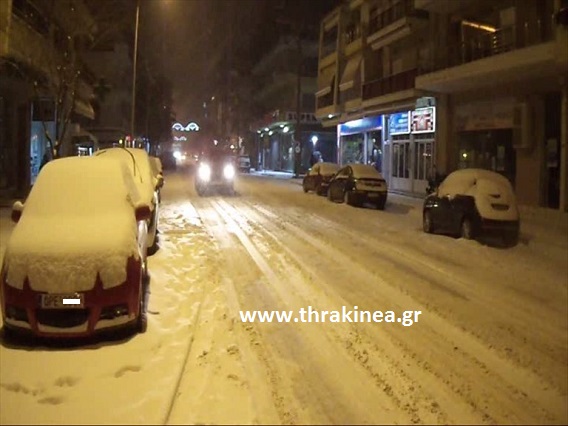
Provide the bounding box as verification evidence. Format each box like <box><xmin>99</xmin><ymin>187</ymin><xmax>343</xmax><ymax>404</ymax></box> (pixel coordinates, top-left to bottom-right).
<box><xmin>454</xmin><ymin>97</ymin><xmax>516</xmax><ymax>186</ymax></box>
<box><xmin>385</xmin><ymin>105</ymin><xmax>436</xmax><ymax>194</ymax></box>
<box><xmin>338</xmin><ymin>115</ymin><xmax>383</xmax><ymax>168</ymax></box>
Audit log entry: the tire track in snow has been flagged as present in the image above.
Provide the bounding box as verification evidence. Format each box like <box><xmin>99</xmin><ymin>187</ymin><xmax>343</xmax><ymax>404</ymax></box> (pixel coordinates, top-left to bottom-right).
<box><xmin>190</xmin><ymin>198</ymin><xmax>300</xmax><ymax>424</ymax></box>
<box><xmin>242</xmin><ymin>200</ymin><xmax>566</xmax><ymax>424</ymax></box>
<box><xmin>210</xmin><ymin>198</ymin><xmax>410</xmax><ymax>424</ymax></box>
<box><xmin>219</xmin><ymin>199</ymin><xmax>484</xmax><ymax>424</ymax></box>
<box><xmin>266</xmin><ymin>203</ymin><xmax>568</xmax><ymax>394</ymax></box>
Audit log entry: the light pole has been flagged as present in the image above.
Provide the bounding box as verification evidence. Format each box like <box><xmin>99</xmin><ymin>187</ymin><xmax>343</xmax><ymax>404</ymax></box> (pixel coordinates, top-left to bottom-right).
<box><xmin>130</xmin><ymin>0</ymin><xmax>140</xmax><ymax>146</ymax></box>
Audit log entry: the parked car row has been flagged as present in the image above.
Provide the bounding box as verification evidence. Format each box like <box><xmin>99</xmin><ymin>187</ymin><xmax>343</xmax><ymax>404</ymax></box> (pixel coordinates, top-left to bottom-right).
<box><xmin>303</xmin><ymin>163</ymin><xmax>388</xmax><ymax>210</ymax></box>
<box><xmin>1</xmin><ymin>148</ymin><xmax>164</xmax><ymax>340</ymax></box>
<box><xmin>303</xmin><ymin>164</ymin><xmax>520</xmax><ymax>245</ymax></box>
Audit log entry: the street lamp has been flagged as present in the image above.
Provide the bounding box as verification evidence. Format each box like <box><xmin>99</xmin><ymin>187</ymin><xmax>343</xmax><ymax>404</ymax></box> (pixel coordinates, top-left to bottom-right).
<box><xmin>130</xmin><ymin>0</ymin><xmax>140</xmax><ymax>146</ymax></box>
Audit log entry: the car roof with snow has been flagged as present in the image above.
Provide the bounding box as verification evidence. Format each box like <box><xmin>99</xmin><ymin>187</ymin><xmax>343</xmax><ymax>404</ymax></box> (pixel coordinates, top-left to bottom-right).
<box><xmin>95</xmin><ymin>147</ymin><xmax>156</xmax><ymax>205</ymax></box>
<box><xmin>348</xmin><ymin>163</ymin><xmax>384</xmax><ymax>179</ymax></box>
<box><xmin>313</xmin><ymin>162</ymin><xmax>340</xmax><ymax>175</ymax></box>
<box><xmin>438</xmin><ymin>168</ymin><xmax>514</xmax><ymax>197</ymax></box>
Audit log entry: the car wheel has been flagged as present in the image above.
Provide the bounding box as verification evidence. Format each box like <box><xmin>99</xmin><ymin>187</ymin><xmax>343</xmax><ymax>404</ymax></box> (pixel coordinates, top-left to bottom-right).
<box><xmin>303</xmin><ymin>185</ymin><xmax>308</xmax><ymax>193</ymax></box>
<box><xmin>461</xmin><ymin>217</ymin><xmax>475</xmax><ymax>240</ymax></box>
<box><xmin>423</xmin><ymin>210</ymin><xmax>434</xmax><ymax>233</ymax></box>
<box><xmin>376</xmin><ymin>199</ymin><xmax>386</xmax><ymax>210</ymax></box>
<box><xmin>327</xmin><ymin>187</ymin><xmax>334</xmax><ymax>202</ymax></box>
<box><xmin>344</xmin><ymin>190</ymin><xmax>352</xmax><ymax>206</ymax></box>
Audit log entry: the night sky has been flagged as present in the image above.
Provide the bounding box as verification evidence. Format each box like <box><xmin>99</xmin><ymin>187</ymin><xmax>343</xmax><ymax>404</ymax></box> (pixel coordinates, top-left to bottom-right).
<box><xmin>136</xmin><ymin>0</ymin><xmax>342</xmax><ymax>122</ymax></box>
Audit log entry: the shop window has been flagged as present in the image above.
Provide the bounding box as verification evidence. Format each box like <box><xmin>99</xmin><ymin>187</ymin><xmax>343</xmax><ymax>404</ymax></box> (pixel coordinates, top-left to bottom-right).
<box><xmin>341</xmin><ymin>134</ymin><xmax>364</xmax><ymax>164</ymax></box>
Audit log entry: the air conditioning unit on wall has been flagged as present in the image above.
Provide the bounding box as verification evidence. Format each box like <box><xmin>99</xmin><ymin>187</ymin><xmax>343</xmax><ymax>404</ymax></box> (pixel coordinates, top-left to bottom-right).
<box><xmin>512</xmin><ymin>101</ymin><xmax>533</xmax><ymax>150</ymax></box>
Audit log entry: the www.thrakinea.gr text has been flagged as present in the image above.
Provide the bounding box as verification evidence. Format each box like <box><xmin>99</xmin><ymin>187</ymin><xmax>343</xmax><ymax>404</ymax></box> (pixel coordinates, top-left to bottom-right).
<box><xmin>240</xmin><ymin>306</ymin><xmax>422</xmax><ymax>327</ymax></box>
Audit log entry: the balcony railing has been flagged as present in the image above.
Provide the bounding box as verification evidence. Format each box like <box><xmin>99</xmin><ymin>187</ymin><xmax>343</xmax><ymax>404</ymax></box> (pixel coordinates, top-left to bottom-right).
<box><xmin>419</xmin><ymin>18</ymin><xmax>555</xmax><ymax>74</ymax></box>
<box><xmin>369</xmin><ymin>0</ymin><xmax>416</xmax><ymax>34</ymax></box>
<box><xmin>317</xmin><ymin>92</ymin><xmax>334</xmax><ymax>110</ymax></box>
<box><xmin>362</xmin><ymin>68</ymin><xmax>417</xmax><ymax>100</ymax></box>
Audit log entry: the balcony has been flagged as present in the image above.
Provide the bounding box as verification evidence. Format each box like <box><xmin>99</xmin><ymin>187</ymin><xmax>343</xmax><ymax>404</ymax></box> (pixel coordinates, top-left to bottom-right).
<box><xmin>414</xmin><ymin>0</ymin><xmax>475</xmax><ymax>14</ymax></box>
<box><xmin>416</xmin><ymin>19</ymin><xmax>560</xmax><ymax>93</ymax></box>
<box><xmin>367</xmin><ymin>0</ymin><xmax>428</xmax><ymax>50</ymax></box>
<box><xmin>362</xmin><ymin>68</ymin><xmax>417</xmax><ymax>100</ymax></box>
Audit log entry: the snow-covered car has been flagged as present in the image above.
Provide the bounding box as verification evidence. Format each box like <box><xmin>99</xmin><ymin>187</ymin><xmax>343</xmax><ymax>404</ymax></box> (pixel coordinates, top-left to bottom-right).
<box><xmin>422</xmin><ymin>168</ymin><xmax>520</xmax><ymax>244</ymax></box>
<box><xmin>0</xmin><ymin>157</ymin><xmax>151</xmax><ymax>339</ymax></box>
<box><xmin>327</xmin><ymin>164</ymin><xmax>388</xmax><ymax>209</ymax></box>
<box><xmin>303</xmin><ymin>162</ymin><xmax>340</xmax><ymax>196</ymax></box>
<box><xmin>150</xmin><ymin>155</ymin><xmax>164</xmax><ymax>203</ymax></box>
<box><xmin>237</xmin><ymin>155</ymin><xmax>251</xmax><ymax>173</ymax></box>
<box><xmin>95</xmin><ymin>147</ymin><xmax>161</xmax><ymax>254</ymax></box>
<box><xmin>195</xmin><ymin>150</ymin><xmax>236</xmax><ymax>196</ymax></box>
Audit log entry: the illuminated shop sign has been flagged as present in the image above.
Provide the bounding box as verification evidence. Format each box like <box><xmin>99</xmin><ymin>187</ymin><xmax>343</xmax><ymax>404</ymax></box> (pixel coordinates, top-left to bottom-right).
<box><xmin>172</xmin><ymin>121</ymin><xmax>200</xmax><ymax>132</ymax></box>
<box><xmin>388</xmin><ymin>112</ymin><xmax>410</xmax><ymax>135</ymax></box>
<box><xmin>338</xmin><ymin>115</ymin><xmax>382</xmax><ymax>135</ymax></box>
<box><xmin>411</xmin><ymin>107</ymin><xmax>435</xmax><ymax>134</ymax></box>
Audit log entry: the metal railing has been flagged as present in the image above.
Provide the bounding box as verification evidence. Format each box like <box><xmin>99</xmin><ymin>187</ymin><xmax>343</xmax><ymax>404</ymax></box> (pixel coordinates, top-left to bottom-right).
<box><xmin>419</xmin><ymin>18</ymin><xmax>555</xmax><ymax>74</ymax></box>
<box><xmin>369</xmin><ymin>0</ymin><xmax>414</xmax><ymax>34</ymax></box>
<box><xmin>362</xmin><ymin>68</ymin><xmax>417</xmax><ymax>100</ymax></box>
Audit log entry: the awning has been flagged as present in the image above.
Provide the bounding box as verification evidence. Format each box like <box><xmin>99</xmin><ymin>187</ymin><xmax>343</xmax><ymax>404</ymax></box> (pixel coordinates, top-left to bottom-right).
<box><xmin>73</xmin><ymin>98</ymin><xmax>95</xmax><ymax>120</ymax></box>
<box><xmin>316</xmin><ymin>67</ymin><xmax>335</xmax><ymax>97</ymax></box>
<box><xmin>339</xmin><ymin>55</ymin><xmax>362</xmax><ymax>91</ymax></box>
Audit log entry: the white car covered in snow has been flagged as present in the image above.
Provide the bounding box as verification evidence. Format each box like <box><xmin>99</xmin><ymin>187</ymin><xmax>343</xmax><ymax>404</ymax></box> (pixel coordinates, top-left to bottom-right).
<box><xmin>0</xmin><ymin>157</ymin><xmax>152</xmax><ymax>339</ymax></box>
<box><xmin>95</xmin><ymin>147</ymin><xmax>162</xmax><ymax>254</ymax></box>
<box><xmin>423</xmin><ymin>168</ymin><xmax>520</xmax><ymax>245</ymax></box>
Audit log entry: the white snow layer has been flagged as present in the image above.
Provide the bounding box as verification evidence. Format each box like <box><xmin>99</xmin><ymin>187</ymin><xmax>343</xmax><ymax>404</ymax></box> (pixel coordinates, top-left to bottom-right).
<box><xmin>349</xmin><ymin>163</ymin><xmax>385</xmax><ymax>180</ymax></box>
<box><xmin>0</xmin><ymin>171</ymin><xmax>566</xmax><ymax>425</ymax></box>
<box><xmin>438</xmin><ymin>168</ymin><xmax>519</xmax><ymax>220</ymax></box>
<box><xmin>95</xmin><ymin>147</ymin><xmax>157</xmax><ymax>207</ymax></box>
<box><xmin>4</xmin><ymin>157</ymin><xmax>141</xmax><ymax>292</ymax></box>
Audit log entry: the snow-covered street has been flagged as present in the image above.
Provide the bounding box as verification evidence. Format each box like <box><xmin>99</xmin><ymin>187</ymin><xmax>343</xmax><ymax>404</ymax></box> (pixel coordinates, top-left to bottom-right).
<box><xmin>1</xmin><ymin>169</ymin><xmax>567</xmax><ymax>425</ymax></box>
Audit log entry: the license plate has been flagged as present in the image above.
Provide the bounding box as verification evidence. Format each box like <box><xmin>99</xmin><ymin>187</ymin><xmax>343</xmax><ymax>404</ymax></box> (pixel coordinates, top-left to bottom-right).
<box><xmin>368</xmin><ymin>192</ymin><xmax>380</xmax><ymax>198</ymax></box>
<box><xmin>41</xmin><ymin>293</ymin><xmax>84</xmax><ymax>309</ymax></box>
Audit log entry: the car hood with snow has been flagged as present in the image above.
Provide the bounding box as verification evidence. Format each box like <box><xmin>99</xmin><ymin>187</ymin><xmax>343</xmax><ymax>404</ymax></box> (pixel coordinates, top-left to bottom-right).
<box><xmin>437</xmin><ymin>168</ymin><xmax>519</xmax><ymax>221</ymax></box>
<box><xmin>2</xmin><ymin>157</ymin><xmax>145</xmax><ymax>293</ymax></box>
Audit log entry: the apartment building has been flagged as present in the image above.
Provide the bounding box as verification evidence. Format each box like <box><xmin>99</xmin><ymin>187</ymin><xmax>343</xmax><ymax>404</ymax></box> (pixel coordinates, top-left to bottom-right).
<box><xmin>0</xmin><ymin>0</ymin><xmax>97</xmax><ymax>196</ymax></box>
<box><xmin>251</xmin><ymin>35</ymin><xmax>336</xmax><ymax>172</ymax></box>
<box><xmin>316</xmin><ymin>0</ymin><xmax>568</xmax><ymax>210</ymax></box>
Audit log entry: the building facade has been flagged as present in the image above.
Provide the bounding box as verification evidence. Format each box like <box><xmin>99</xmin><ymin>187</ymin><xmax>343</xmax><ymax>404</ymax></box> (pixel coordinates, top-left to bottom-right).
<box><xmin>0</xmin><ymin>0</ymin><xmax>97</xmax><ymax>197</ymax></box>
<box><xmin>251</xmin><ymin>35</ymin><xmax>336</xmax><ymax>173</ymax></box>
<box><xmin>316</xmin><ymin>0</ymin><xmax>568</xmax><ymax>210</ymax></box>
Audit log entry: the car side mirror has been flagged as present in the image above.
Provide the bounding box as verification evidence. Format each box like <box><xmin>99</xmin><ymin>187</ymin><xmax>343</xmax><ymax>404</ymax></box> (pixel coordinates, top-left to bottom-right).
<box><xmin>135</xmin><ymin>205</ymin><xmax>152</xmax><ymax>222</ymax></box>
<box><xmin>11</xmin><ymin>201</ymin><xmax>24</xmax><ymax>223</ymax></box>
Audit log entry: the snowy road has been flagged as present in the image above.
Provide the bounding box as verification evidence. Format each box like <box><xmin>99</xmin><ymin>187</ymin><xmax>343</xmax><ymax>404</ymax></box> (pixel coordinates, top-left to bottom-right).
<box><xmin>1</xmin><ymin>169</ymin><xmax>567</xmax><ymax>424</ymax></box>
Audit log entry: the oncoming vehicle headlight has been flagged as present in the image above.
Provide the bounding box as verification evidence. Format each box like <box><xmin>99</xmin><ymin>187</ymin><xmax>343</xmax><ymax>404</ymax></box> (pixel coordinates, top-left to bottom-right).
<box><xmin>223</xmin><ymin>164</ymin><xmax>235</xmax><ymax>180</ymax></box>
<box><xmin>198</xmin><ymin>163</ymin><xmax>211</xmax><ymax>181</ymax></box>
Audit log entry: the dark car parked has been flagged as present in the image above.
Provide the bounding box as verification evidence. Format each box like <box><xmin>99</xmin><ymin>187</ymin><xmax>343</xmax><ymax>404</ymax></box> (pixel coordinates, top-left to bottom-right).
<box><xmin>195</xmin><ymin>149</ymin><xmax>236</xmax><ymax>196</ymax></box>
<box><xmin>327</xmin><ymin>164</ymin><xmax>388</xmax><ymax>209</ymax></box>
<box><xmin>303</xmin><ymin>162</ymin><xmax>340</xmax><ymax>196</ymax></box>
<box><xmin>423</xmin><ymin>168</ymin><xmax>520</xmax><ymax>245</ymax></box>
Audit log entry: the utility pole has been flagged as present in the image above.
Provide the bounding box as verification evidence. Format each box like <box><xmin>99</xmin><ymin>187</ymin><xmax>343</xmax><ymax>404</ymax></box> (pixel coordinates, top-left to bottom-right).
<box><xmin>130</xmin><ymin>0</ymin><xmax>140</xmax><ymax>146</ymax></box>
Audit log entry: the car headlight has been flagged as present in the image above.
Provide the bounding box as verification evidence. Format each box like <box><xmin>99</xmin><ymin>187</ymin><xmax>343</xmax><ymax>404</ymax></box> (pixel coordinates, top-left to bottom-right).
<box><xmin>223</xmin><ymin>164</ymin><xmax>235</xmax><ymax>180</ymax></box>
<box><xmin>198</xmin><ymin>164</ymin><xmax>211</xmax><ymax>181</ymax></box>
